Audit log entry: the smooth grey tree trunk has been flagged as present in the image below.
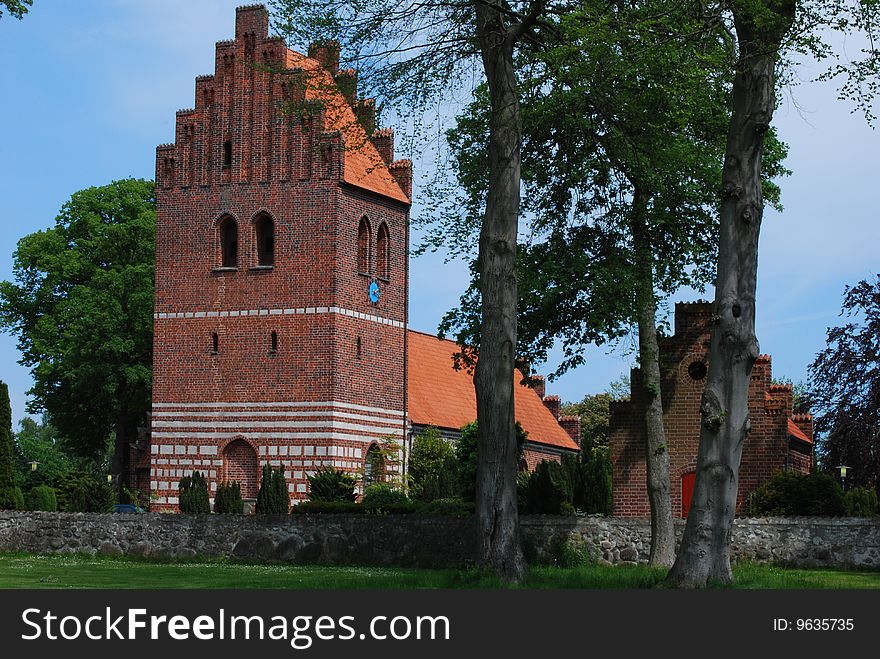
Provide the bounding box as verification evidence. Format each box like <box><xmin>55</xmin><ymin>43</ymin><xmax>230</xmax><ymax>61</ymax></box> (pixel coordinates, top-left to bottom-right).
<box><xmin>630</xmin><ymin>190</ymin><xmax>675</xmax><ymax>567</ymax></box>
<box><xmin>473</xmin><ymin>0</ymin><xmax>527</xmax><ymax>582</ymax></box>
<box><xmin>668</xmin><ymin>1</ymin><xmax>795</xmax><ymax>588</ymax></box>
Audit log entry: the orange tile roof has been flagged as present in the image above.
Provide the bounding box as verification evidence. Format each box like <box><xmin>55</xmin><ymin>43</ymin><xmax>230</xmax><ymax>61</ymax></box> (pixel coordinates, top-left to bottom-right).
<box><xmin>407</xmin><ymin>330</ymin><xmax>580</xmax><ymax>452</ymax></box>
<box><xmin>787</xmin><ymin>418</ymin><xmax>813</xmax><ymax>444</ymax></box>
<box><xmin>285</xmin><ymin>50</ymin><xmax>409</xmax><ymax>204</ymax></box>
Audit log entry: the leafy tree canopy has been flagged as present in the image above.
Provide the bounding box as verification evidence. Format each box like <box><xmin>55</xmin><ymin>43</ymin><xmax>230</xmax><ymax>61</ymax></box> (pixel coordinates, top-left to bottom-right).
<box><xmin>0</xmin><ymin>179</ymin><xmax>156</xmax><ymax>462</ymax></box>
<box><xmin>0</xmin><ymin>0</ymin><xmax>32</xmax><ymax>20</ymax></box>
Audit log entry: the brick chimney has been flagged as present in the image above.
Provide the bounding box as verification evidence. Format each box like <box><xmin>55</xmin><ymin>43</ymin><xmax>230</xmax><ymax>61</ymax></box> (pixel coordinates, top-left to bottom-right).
<box><xmin>373</xmin><ymin>128</ymin><xmax>394</xmax><ymax>165</ymax></box>
<box><xmin>530</xmin><ymin>374</ymin><xmax>546</xmax><ymax>399</ymax></box>
<box><xmin>543</xmin><ymin>394</ymin><xmax>560</xmax><ymax>420</ymax></box>
<box><xmin>389</xmin><ymin>159</ymin><xmax>412</xmax><ymax>199</ymax></box>
<box><xmin>236</xmin><ymin>4</ymin><xmax>269</xmax><ymax>39</ymax></box>
<box><xmin>559</xmin><ymin>415</ymin><xmax>581</xmax><ymax>446</ymax></box>
<box><xmin>308</xmin><ymin>40</ymin><xmax>341</xmax><ymax>74</ymax></box>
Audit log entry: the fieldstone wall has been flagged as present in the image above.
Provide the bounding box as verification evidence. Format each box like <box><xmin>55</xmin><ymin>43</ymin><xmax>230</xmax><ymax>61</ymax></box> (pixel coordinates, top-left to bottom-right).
<box><xmin>0</xmin><ymin>512</ymin><xmax>878</xmax><ymax>569</ymax></box>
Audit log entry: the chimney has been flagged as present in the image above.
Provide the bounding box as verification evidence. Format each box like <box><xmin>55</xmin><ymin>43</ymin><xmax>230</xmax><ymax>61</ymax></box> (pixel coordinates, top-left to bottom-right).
<box><xmin>334</xmin><ymin>68</ymin><xmax>358</xmax><ymax>105</ymax></box>
<box><xmin>530</xmin><ymin>374</ymin><xmax>546</xmax><ymax>399</ymax></box>
<box><xmin>373</xmin><ymin>128</ymin><xmax>394</xmax><ymax>165</ymax></box>
<box><xmin>308</xmin><ymin>40</ymin><xmax>341</xmax><ymax>74</ymax></box>
<box><xmin>236</xmin><ymin>4</ymin><xmax>269</xmax><ymax>40</ymax></box>
<box><xmin>354</xmin><ymin>98</ymin><xmax>376</xmax><ymax>135</ymax></box>
<box><xmin>558</xmin><ymin>415</ymin><xmax>581</xmax><ymax>447</ymax></box>
<box><xmin>543</xmin><ymin>394</ymin><xmax>560</xmax><ymax>421</ymax></box>
<box><xmin>389</xmin><ymin>159</ymin><xmax>412</xmax><ymax>199</ymax></box>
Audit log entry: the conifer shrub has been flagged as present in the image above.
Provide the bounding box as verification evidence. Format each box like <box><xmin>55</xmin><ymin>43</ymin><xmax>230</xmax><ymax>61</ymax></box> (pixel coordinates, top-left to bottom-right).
<box><xmin>255</xmin><ymin>465</ymin><xmax>289</xmax><ymax>514</ymax></box>
<box><xmin>307</xmin><ymin>466</ymin><xmax>356</xmax><ymax>503</ymax></box>
<box><xmin>747</xmin><ymin>471</ymin><xmax>847</xmax><ymax>516</ymax></box>
<box><xmin>520</xmin><ymin>460</ymin><xmax>572</xmax><ymax>514</ymax></box>
<box><xmin>179</xmin><ymin>471</ymin><xmax>210</xmax><ymax>514</ymax></box>
<box><xmin>213</xmin><ymin>481</ymin><xmax>244</xmax><ymax>514</ymax></box>
<box><xmin>0</xmin><ymin>381</ymin><xmax>18</xmax><ymax>510</ymax></box>
<box><xmin>55</xmin><ymin>472</ymin><xmax>115</xmax><ymax>512</ymax></box>
<box><xmin>844</xmin><ymin>486</ymin><xmax>879</xmax><ymax>517</ymax></box>
<box><xmin>361</xmin><ymin>483</ymin><xmax>409</xmax><ymax>510</ymax></box>
<box><xmin>25</xmin><ymin>485</ymin><xmax>57</xmax><ymax>512</ymax></box>
<box><xmin>12</xmin><ymin>486</ymin><xmax>24</xmax><ymax>511</ymax></box>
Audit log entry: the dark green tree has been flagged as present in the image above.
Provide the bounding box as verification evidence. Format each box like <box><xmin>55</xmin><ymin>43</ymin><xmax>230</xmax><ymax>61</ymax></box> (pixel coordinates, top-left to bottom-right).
<box><xmin>0</xmin><ymin>179</ymin><xmax>155</xmax><ymax>500</ymax></box>
<box><xmin>307</xmin><ymin>466</ymin><xmax>356</xmax><ymax>503</ymax></box>
<box><xmin>13</xmin><ymin>416</ymin><xmax>86</xmax><ymax>490</ymax></box>
<box><xmin>214</xmin><ymin>481</ymin><xmax>244</xmax><ymax>514</ymax></box>
<box><xmin>256</xmin><ymin>465</ymin><xmax>290</xmax><ymax>514</ymax></box>
<box><xmin>179</xmin><ymin>471</ymin><xmax>210</xmax><ymax>514</ymax></box>
<box><xmin>408</xmin><ymin>427</ymin><xmax>457</xmax><ymax>502</ymax></box>
<box><xmin>0</xmin><ymin>0</ymin><xmax>32</xmax><ymax>20</ymax></box>
<box><xmin>0</xmin><ymin>381</ymin><xmax>21</xmax><ymax>509</ymax></box>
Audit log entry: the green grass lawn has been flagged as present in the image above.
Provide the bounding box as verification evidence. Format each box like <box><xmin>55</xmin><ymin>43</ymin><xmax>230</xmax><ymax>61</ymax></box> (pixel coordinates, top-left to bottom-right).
<box><xmin>1</xmin><ymin>553</ymin><xmax>878</xmax><ymax>589</ymax></box>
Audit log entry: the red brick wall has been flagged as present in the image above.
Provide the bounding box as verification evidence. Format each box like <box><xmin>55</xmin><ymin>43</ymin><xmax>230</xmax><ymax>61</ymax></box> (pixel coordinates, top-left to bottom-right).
<box><xmin>611</xmin><ymin>302</ymin><xmax>813</xmax><ymax>518</ymax></box>
<box><xmin>149</xmin><ymin>6</ymin><xmax>409</xmax><ymax>511</ymax></box>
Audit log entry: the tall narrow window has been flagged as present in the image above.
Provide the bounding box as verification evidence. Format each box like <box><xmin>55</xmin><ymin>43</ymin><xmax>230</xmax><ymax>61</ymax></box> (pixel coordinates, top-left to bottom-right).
<box><xmin>270</xmin><ymin>331</ymin><xmax>278</xmax><ymax>353</ymax></box>
<box><xmin>219</xmin><ymin>216</ymin><xmax>238</xmax><ymax>268</ymax></box>
<box><xmin>357</xmin><ymin>217</ymin><xmax>371</xmax><ymax>274</ymax></box>
<box><xmin>376</xmin><ymin>222</ymin><xmax>390</xmax><ymax>280</ymax></box>
<box><xmin>255</xmin><ymin>214</ymin><xmax>275</xmax><ymax>266</ymax></box>
<box><xmin>223</xmin><ymin>140</ymin><xmax>232</xmax><ymax>168</ymax></box>
<box><xmin>211</xmin><ymin>333</ymin><xmax>219</xmax><ymax>354</ymax></box>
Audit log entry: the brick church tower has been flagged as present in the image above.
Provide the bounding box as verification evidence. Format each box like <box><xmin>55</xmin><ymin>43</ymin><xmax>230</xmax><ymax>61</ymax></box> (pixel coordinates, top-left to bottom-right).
<box><xmin>149</xmin><ymin>5</ymin><xmax>412</xmax><ymax>510</ymax></box>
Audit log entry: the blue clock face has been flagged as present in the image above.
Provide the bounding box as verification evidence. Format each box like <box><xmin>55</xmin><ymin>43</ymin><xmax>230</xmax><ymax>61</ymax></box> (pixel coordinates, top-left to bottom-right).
<box><xmin>369</xmin><ymin>281</ymin><xmax>381</xmax><ymax>305</ymax></box>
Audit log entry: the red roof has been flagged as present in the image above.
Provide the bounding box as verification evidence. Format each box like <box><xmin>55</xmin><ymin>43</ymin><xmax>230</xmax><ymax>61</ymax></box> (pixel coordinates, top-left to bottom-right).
<box><xmin>787</xmin><ymin>418</ymin><xmax>813</xmax><ymax>444</ymax></box>
<box><xmin>285</xmin><ymin>50</ymin><xmax>409</xmax><ymax>204</ymax></box>
<box><xmin>407</xmin><ymin>330</ymin><xmax>580</xmax><ymax>452</ymax></box>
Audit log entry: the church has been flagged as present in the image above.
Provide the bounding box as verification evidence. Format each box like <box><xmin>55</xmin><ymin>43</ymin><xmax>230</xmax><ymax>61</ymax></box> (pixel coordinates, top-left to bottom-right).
<box><xmin>137</xmin><ymin>5</ymin><xmax>579</xmax><ymax>510</ymax></box>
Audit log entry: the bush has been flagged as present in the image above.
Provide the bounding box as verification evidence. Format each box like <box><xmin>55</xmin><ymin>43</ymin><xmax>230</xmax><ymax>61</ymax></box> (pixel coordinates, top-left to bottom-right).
<box><xmin>456</xmin><ymin>421</ymin><xmax>527</xmax><ymax>502</ymax></box>
<box><xmin>290</xmin><ymin>498</ymin><xmax>474</xmax><ymax>516</ymax></box>
<box><xmin>55</xmin><ymin>472</ymin><xmax>115</xmax><ymax>512</ymax></box>
<box><xmin>408</xmin><ymin>427</ymin><xmax>457</xmax><ymax>502</ymax></box>
<box><xmin>255</xmin><ymin>465</ymin><xmax>289</xmax><ymax>514</ymax></box>
<box><xmin>520</xmin><ymin>460</ymin><xmax>572</xmax><ymax>514</ymax></box>
<box><xmin>362</xmin><ymin>483</ymin><xmax>409</xmax><ymax>510</ymax></box>
<box><xmin>844</xmin><ymin>486</ymin><xmax>879</xmax><ymax>517</ymax></box>
<box><xmin>307</xmin><ymin>466</ymin><xmax>356</xmax><ymax>503</ymax></box>
<box><xmin>420</xmin><ymin>497</ymin><xmax>473</xmax><ymax>517</ymax></box>
<box><xmin>25</xmin><ymin>485</ymin><xmax>57</xmax><ymax>512</ymax></box>
<box><xmin>563</xmin><ymin>451</ymin><xmax>612</xmax><ymax>515</ymax></box>
<box><xmin>747</xmin><ymin>471</ymin><xmax>847</xmax><ymax>516</ymax></box>
<box><xmin>179</xmin><ymin>471</ymin><xmax>210</xmax><ymax>514</ymax></box>
<box><xmin>214</xmin><ymin>481</ymin><xmax>244</xmax><ymax>514</ymax></box>
<box><xmin>12</xmin><ymin>486</ymin><xmax>24</xmax><ymax>511</ymax></box>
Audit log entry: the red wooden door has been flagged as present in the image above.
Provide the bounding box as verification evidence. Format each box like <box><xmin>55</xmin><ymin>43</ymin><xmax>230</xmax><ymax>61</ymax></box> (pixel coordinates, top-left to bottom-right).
<box><xmin>681</xmin><ymin>471</ymin><xmax>696</xmax><ymax>518</ymax></box>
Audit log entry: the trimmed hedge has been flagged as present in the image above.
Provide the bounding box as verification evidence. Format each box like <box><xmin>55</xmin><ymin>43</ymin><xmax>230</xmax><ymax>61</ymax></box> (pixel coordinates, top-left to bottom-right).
<box><xmin>361</xmin><ymin>483</ymin><xmax>409</xmax><ymax>510</ymax></box>
<box><xmin>747</xmin><ymin>471</ymin><xmax>847</xmax><ymax>516</ymax></box>
<box><xmin>292</xmin><ymin>498</ymin><xmax>473</xmax><ymax>517</ymax></box>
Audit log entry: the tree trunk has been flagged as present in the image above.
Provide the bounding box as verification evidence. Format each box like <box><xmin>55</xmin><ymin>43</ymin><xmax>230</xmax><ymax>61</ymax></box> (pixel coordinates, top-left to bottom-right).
<box><xmin>668</xmin><ymin>1</ymin><xmax>795</xmax><ymax>588</ymax></box>
<box><xmin>473</xmin><ymin>0</ymin><xmax>526</xmax><ymax>582</ymax></box>
<box><xmin>630</xmin><ymin>189</ymin><xmax>675</xmax><ymax>567</ymax></box>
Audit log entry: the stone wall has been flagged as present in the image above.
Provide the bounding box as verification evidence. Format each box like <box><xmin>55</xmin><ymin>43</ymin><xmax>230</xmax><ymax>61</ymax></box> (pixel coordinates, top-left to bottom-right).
<box><xmin>1</xmin><ymin>512</ymin><xmax>878</xmax><ymax>569</ymax></box>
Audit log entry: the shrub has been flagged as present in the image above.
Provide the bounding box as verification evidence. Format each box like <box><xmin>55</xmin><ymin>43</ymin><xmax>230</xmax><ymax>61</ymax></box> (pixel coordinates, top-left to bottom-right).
<box><xmin>12</xmin><ymin>486</ymin><xmax>24</xmax><ymax>511</ymax></box>
<box><xmin>256</xmin><ymin>465</ymin><xmax>289</xmax><ymax>514</ymax></box>
<box><xmin>420</xmin><ymin>497</ymin><xmax>473</xmax><ymax>517</ymax></box>
<box><xmin>362</xmin><ymin>483</ymin><xmax>409</xmax><ymax>510</ymax></box>
<box><xmin>844</xmin><ymin>486</ymin><xmax>879</xmax><ymax>517</ymax></box>
<box><xmin>307</xmin><ymin>466</ymin><xmax>356</xmax><ymax>503</ymax></box>
<box><xmin>520</xmin><ymin>460</ymin><xmax>572</xmax><ymax>514</ymax></box>
<box><xmin>747</xmin><ymin>471</ymin><xmax>847</xmax><ymax>516</ymax></box>
<box><xmin>179</xmin><ymin>471</ymin><xmax>210</xmax><ymax>514</ymax></box>
<box><xmin>0</xmin><ymin>381</ymin><xmax>17</xmax><ymax>510</ymax></box>
<box><xmin>554</xmin><ymin>538</ymin><xmax>593</xmax><ymax>568</ymax></box>
<box><xmin>25</xmin><ymin>485</ymin><xmax>57</xmax><ymax>512</ymax></box>
<box><xmin>292</xmin><ymin>500</ymin><xmax>363</xmax><ymax>514</ymax></box>
<box><xmin>408</xmin><ymin>427</ymin><xmax>457</xmax><ymax>502</ymax></box>
<box><xmin>55</xmin><ymin>472</ymin><xmax>115</xmax><ymax>512</ymax></box>
<box><xmin>563</xmin><ymin>451</ymin><xmax>612</xmax><ymax>515</ymax></box>
<box><xmin>456</xmin><ymin>421</ymin><xmax>527</xmax><ymax>502</ymax></box>
<box><xmin>290</xmin><ymin>498</ymin><xmax>474</xmax><ymax>516</ymax></box>
<box><xmin>214</xmin><ymin>481</ymin><xmax>244</xmax><ymax>514</ymax></box>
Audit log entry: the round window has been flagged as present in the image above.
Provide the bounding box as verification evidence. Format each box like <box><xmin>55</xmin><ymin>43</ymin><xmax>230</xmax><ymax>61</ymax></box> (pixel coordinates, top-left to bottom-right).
<box><xmin>687</xmin><ymin>361</ymin><xmax>708</xmax><ymax>381</ymax></box>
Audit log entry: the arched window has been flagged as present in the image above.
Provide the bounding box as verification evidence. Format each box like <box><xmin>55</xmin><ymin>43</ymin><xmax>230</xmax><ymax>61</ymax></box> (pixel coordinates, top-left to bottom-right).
<box><xmin>363</xmin><ymin>443</ymin><xmax>383</xmax><ymax>486</ymax></box>
<box><xmin>376</xmin><ymin>222</ymin><xmax>390</xmax><ymax>280</ymax></box>
<box><xmin>357</xmin><ymin>217</ymin><xmax>371</xmax><ymax>274</ymax></box>
<box><xmin>254</xmin><ymin>214</ymin><xmax>275</xmax><ymax>267</ymax></box>
<box><xmin>218</xmin><ymin>216</ymin><xmax>238</xmax><ymax>268</ymax></box>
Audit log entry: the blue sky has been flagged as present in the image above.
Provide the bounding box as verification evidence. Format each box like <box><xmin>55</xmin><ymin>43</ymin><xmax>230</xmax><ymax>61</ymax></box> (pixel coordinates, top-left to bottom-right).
<box><xmin>0</xmin><ymin>0</ymin><xmax>876</xmax><ymax>427</ymax></box>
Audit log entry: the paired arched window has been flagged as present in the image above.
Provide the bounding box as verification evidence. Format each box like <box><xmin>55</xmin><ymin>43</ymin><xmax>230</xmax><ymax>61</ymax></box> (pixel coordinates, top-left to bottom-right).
<box><xmin>357</xmin><ymin>217</ymin><xmax>371</xmax><ymax>274</ymax></box>
<box><xmin>218</xmin><ymin>216</ymin><xmax>238</xmax><ymax>268</ymax></box>
<box><xmin>254</xmin><ymin>214</ymin><xmax>275</xmax><ymax>267</ymax></box>
<box><xmin>376</xmin><ymin>222</ymin><xmax>390</xmax><ymax>280</ymax></box>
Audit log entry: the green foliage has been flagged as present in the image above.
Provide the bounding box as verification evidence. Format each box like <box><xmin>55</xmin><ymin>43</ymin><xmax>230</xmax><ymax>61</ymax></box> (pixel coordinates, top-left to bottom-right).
<box><xmin>55</xmin><ymin>472</ymin><xmax>115</xmax><ymax>512</ymax></box>
<box><xmin>12</xmin><ymin>487</ymin><xmax>24</xmax><ymax>511</ymax></box>
<box><xmin>0</xmin><ymin>381</ymin><xmax>17</xmax><ymax>510</ymax></box>
<box><xmin>554</xmin><ymin>538</ymin><xmax>594</xmax><ymax>568</ymax></box>
<box><xmin>179</xmin><ymin>471</ymin><xmax>210</xmax><ymax>514</ymax></box>
<box><xmin>844</xmin><ymin>487</ymin><xmax>879</xmax><ymax>517</ymax></box>
<box><xmin>13</xmin><ymin>416</ymin><xmax>85</xmax><ymax>491</ymax></box>
<box><xmin>455</xmin><ymin>421</ymin><xmax>526</xmax><ymax>502</ymax></box>
<box><xmin>566</xmin><ymin>450</ymin><xmax>612</xmax><ymax>516</ymax></box>
<box><xmin>0</xmin><ymin>179</ymin><xmax>156</xmax><ymax>464</ymax></box>
<box><xmin>0</xmin><ymin>0</ymin><xmax>32</xmax><ymax>20</ymax></box>
<box><xmin>307</xmin><ymin>465</ymin><xmax>356</xmax><ymax>503</ymax></box>
<box><xmin>214</xmin><ymin>481</ymin><xmax>244</xmax><ymax>515</ymax></box>
<box><xmin>292</xmin><ymin>497</ymin><xmax>473</xmax><ymax>516</ymax></box>
<box><xmin>256</xmin><ymin>465</ymin><xmax>290</xmax><ymax>514</ymax></box>
<box><xmin>408</xmin><ymin>427</ymin><xmax>457</xmax><ymax>502</ymax></box>
<box><xmin>520</xmin><ymin>460</ymin><xmax>572</xmax><ymax>515</ymax></box>
<box><xmin>747</xmin><ymin>471</ymin><xmax>847</xmax><ymax>517</ymax></box>
<box><xmin>24</xmin><ymin>485</ymin><xmax>57</xmax><ymax>512</ymax></box>
<box><xmin>362</xmin><ymin>483</ymin><xmax>409</xmax><ymax>510</ymax></box>
<box><xmin>560</xmin><ymin>392</ymin><xmax>614</xmax><ymax>451</ymax></box>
